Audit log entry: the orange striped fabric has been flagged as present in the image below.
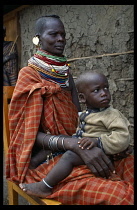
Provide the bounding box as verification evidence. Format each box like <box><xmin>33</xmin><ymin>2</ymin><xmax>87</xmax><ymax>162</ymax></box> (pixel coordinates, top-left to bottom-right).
<box><xmin>46</xmin><ymin>154</ymin><xmax>134</xmax><ymax>205</ymax></box>
<box><xmin>6</xmin><ymin>66</ymin><xmax>134</xmax><ymax>205</ymax></box>
<box><xmin>6</xmin><ymin>66</ymin><xmax>78</xmax><ymax>183</ymax></box>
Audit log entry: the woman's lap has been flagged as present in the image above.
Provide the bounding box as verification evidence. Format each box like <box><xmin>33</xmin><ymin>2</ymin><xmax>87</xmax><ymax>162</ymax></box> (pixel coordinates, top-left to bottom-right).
<box><xmin>25</xmin><ymin>154</ymin><xmax>134</xmax><ymax>205</ymax></box>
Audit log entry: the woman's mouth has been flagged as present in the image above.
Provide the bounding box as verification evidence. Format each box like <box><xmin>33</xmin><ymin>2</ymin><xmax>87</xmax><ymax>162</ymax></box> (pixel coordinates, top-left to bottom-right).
<box><xmin>55</xmin><ymin>45</ymin><xmax>64</xmax><ymax>50</ymax></box>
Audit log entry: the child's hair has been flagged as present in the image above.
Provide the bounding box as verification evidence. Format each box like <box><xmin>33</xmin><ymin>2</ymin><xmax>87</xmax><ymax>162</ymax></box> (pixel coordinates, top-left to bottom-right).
<box><xmin>76</xmin><ymin>71</ymin><xmax>95</xmax><ymax>92</ymax></box>
<box><xmin>35</xmin><ymin>15</ymin><xmax>60</xmax><ymax>35</ymax></box>
<box><xmin>75</xmin><ymin>71</ymin><xmax>107</xmax><ymax>93</ymax></box>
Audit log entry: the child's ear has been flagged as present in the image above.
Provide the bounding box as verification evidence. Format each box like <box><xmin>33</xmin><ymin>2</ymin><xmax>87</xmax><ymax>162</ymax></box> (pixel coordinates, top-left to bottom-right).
<box><xmin>78</xmin><ymin>93</ymin><xmax>86</xmax><ymax>103</ymax></box>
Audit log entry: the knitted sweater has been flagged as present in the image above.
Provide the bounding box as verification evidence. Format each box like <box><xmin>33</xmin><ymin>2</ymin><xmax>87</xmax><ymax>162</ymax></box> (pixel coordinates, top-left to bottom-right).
<box><xmin>75</xmin><ymin>107</ymin><xmax>130</xmax><ymax>155</ymax></box>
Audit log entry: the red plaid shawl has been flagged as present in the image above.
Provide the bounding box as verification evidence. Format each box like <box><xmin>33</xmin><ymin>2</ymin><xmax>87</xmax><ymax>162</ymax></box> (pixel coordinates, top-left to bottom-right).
<box><xmin>6</xmin><ymin>66</ymin><xmax>78</xmax><ymax>183</ymax></box>
<box><xmin>6</xmin><ymin>67</ymin><xmax>134</xmax><ymax>205</ymax></box>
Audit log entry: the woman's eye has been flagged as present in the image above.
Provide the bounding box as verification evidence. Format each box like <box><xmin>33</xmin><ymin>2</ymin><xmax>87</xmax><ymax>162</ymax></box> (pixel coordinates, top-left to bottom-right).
<box><xmin>49</xmin><ymin>32</ymin><xmax>57</xmax><ymax>36</ymax></box>
<box><xmin>104</xmin><ymin>87</ymin><xmax>109</xmax><ymax>90</ymax></box>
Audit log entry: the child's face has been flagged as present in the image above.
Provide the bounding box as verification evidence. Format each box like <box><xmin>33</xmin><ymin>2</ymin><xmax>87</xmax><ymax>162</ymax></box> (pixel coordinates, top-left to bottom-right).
<box><xmin>83</xmin><ymin>74</ymin><xmax>111</xmax><ymax>109</ymax></box>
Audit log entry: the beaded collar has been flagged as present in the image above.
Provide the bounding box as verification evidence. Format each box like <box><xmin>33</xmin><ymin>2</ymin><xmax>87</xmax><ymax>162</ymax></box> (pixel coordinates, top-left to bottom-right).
<box><xmin>28</xmin><ymin>49</ymin><xmax>70</xmax><ymax>87</ymax></box>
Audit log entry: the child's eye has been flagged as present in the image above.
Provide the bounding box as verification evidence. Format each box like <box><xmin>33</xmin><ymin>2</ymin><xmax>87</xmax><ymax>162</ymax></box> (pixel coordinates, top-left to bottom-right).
<box><xmin>62</xmin><ymin>33</ymin><xmax>66</xmax><ymax>38</ymax></box>
<box><xmin>104</xmin><ymin>87</ymin><xmax>109</xmax><ymax>90</ymax></box>
<box><xmin>94</xmin><ymin>89</ymin><xmax>99</xmax><ymax>93</ymax></box>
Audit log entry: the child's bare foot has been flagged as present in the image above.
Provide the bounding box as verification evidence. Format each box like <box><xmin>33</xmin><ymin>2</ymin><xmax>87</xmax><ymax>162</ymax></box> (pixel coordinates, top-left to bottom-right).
<box><xmin>29</xmin><ymin>149</ymin><xmax>52</xmax><ymax>169</ymax></box>
<box><xmin>19</xmin><ymin>181</ymin><xmax>52</xmax><ymax>198</ymax></box>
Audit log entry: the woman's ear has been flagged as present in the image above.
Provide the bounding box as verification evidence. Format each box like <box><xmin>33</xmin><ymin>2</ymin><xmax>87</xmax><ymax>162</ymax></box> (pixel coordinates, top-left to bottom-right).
<box><xmin>78</xmin><ymin>93</ymin><xmax>86</xmax><ymax>103</ymax></box>
<box><xmin>32</xmin><ymin>34</ymin><xmax>40</xmax><ymax>46</ymax></box>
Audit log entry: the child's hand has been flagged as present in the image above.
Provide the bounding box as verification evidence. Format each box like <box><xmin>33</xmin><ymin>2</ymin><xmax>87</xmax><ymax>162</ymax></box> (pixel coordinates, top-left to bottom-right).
<box><xmin>125</xmin><ymin>145</ymin><xmax>134</xmax><ymax>155</ymax></box>
<box><xmin>78</xmin><ymin>137</ymin><xmax>98</xmax><ymax>150</ymax></box>
<box><xmin>112</xmin><ymin>145</ymin><xmax>134</xmax><ymax>161</ymax></box>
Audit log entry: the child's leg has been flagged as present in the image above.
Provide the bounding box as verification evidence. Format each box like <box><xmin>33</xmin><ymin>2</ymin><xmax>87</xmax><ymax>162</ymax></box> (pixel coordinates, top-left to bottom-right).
<box><xmin>44</xmin><ymin>150</ymin><xmax>84</xmax><ymax>187</ymax></box>
<box><xmin>19</xmin><ymin>151</ymin><xmax>84</xmax><ymax>198</ymax></box>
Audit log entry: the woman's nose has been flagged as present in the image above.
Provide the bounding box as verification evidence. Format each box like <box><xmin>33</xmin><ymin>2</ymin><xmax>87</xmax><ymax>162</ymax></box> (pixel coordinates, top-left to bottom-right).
<box><xmin>57</xmin><ymin>34</ymin><xmax>65</xmax><ymax>41</ymax></box>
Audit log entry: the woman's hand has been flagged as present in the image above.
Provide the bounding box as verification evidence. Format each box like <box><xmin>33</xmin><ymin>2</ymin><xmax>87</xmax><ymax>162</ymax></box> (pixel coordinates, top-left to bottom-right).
<box><xmin>65</xmin><ymin>137</ymin><xmax>115</xmax><ymax>178</ymax></box>
<box><xmin>78</xmin><ymin>137</ymin><xmax>98</xmax><ymax>150</ymax></box>
<box><xmin>37</xmin><ymin>133</ymin><xmax>115</xmax><ymax>178</ymax></box>
<box><xmin>78</xmin><ymin>146</ymin><xmax>115</xmax><ymax>178</ymax></box>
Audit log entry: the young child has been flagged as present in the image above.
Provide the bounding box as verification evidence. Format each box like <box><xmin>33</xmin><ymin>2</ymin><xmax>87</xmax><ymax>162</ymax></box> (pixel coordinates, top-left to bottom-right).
<box><xmin>19</xmin><ymin>71</ymin><xmax>131</xmax><ymax>198</ymax></box>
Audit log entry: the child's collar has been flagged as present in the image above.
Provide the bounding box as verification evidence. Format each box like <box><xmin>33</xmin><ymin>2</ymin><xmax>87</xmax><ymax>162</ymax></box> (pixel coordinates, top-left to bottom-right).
<box><xmin>79</xmin><ymin>106</ymin><xmax>109</xmax><ymax>121</ymax></box>
<box><xmin>86</xmin><ymin>106</ymin><xmax>109</xmax><ymax>113</ymax></box>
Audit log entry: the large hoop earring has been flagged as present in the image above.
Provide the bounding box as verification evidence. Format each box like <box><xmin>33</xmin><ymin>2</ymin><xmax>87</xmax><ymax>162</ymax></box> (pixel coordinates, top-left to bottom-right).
<box><xmin>32</xmin><ymin>36</ymin><xmax>40</xmax><ymax>46</ymax></box>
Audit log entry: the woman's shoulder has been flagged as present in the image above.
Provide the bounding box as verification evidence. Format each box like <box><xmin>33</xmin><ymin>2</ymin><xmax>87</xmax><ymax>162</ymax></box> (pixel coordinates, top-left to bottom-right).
<box><xmin>18</xmin><ymin>66</ymin><xmax>41</xmax><ymax>82</ymax></box>
<box><xmin>19</xmin><ymin>66</ymin><xmax>39</xmax><ymax>75</ymax></box>
<box><xmin>20</xmin><ymin>65</ymin><xmax>36</xmax><ymax>71</ymax></box>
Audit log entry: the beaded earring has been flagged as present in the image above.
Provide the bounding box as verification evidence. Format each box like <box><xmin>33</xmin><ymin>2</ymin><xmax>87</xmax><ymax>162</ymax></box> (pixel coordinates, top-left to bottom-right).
<box><xmin>32</xmin><ymin>36</ymin><xmax>40</xmax><ymax>46</ymax></box>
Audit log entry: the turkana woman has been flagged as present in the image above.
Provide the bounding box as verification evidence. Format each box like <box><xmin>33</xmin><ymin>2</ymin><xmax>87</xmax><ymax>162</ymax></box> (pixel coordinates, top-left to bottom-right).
<box><xmin>6</xmin><ymin>15</ymin><xmax>134</xmax><ymax>205</ymax></box>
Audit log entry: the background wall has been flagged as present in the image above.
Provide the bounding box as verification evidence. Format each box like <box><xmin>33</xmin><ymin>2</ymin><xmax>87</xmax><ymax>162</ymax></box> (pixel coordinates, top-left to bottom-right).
<box><xmin>19</xmin><ymin>5</ymin><xmax>134</xmax><ymax>142</ymax></box>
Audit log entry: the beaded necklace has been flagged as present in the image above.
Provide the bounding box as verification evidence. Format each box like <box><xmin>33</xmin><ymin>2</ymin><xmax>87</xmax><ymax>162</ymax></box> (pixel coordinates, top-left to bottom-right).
<box><xmin>36</xmin><ymin>49</ymin><xmax>67</xmax><ymax>62</ymax></box>
<box><xmin>28</xmin><ymin>49</ymin><xmax>70</xmax><ymax>87</ymax></box>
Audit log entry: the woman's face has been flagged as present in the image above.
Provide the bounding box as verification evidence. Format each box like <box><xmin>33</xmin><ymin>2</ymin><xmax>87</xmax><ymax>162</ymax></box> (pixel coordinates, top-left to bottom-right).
<box><xmin>39</xmin><ymin>18</ymin><xmax>66</xmax><ymax>56</ymax></box>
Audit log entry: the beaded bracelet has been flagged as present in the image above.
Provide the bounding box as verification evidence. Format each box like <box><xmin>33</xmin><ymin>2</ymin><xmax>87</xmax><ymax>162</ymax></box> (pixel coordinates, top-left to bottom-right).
<box><xmin>42</xmin><ymin>134</ymin><xmax>50</xmax><ymax>150</ymax></box>
<box><xmin>48</xmin><ymin>135</ymin><xmax>67</xmax><ymax>152</ymax></box>
<box><xmin>53</xmin><ymin>136</ymin><xmax>61</xmax><ymax>151</ymax></box>
<box><xmin>61</xmin><ymin>137</ymin><xmax>66</xmax><ymax>151</ymax></box>
<box><xmin>48</xmin><ymin>135</ymin><xmax>56</xmax><ymax>150</ymax></box>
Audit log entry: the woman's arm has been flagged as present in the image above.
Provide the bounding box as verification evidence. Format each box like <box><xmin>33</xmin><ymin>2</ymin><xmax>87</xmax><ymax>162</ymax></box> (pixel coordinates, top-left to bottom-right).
<box><xmin>63</xmin><ymin>136</ymin><xmax>115</xmax><ymax>178</ymax></box>
<box><xmin>36</xmin><ymin>132</ymin><xmax>115</xmax><ymax>178</ymax></box>
<box><xmin>69</xmin><ymin>73</ymin><xmax>81</xmax><ymax>112</ymax></box>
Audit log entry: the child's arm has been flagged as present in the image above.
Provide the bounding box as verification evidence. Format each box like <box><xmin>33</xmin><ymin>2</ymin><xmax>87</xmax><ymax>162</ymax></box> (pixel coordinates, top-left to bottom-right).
<box><xmin>78</xmin><ymin>137</ymin><xmax>98</xmax><ymax>150</ymax></box>
<box><xmin>99</xmin><ymin>116</ymin><xmax>130</xmax><ymax>155</ymax></box>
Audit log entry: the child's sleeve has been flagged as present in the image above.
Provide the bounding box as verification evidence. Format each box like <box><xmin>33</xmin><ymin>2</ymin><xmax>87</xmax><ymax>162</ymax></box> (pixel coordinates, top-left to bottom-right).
<box><xmin>100</xmin><ymin>116</ymin><xmax>130</xmax><ymax>155</ymax></box>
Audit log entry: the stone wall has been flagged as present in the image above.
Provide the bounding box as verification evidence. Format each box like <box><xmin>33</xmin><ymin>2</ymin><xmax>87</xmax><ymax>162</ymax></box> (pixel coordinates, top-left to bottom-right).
<box><xmin>19</xmin><ymin>5</ymin><xmax>134</xmax><ymax>143</ymax></box>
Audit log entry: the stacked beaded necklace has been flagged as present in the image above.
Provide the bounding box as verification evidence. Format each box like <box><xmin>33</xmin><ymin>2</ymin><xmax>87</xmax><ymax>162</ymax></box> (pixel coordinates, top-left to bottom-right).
<box><xmin>28</xmin><ymin>49</ymin><xmax>70</xmax><ymax>87</ymax></box>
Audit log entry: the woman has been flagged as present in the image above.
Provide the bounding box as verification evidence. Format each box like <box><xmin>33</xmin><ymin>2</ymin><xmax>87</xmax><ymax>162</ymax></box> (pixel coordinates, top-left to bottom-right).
<box><xmin>6</xmin><ymin>15</ymin><xmax>134</xmax><ymax>205</ymax></box>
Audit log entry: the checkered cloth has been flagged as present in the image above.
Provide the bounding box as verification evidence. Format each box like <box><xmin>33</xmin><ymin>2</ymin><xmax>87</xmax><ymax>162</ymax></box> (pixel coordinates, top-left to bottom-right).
<box><xmin>6</xmin><ymin>66</ymin><xmax>134</xmax><ymax>205</ymax></box>
<box><xmin>46</xmin><ymin>154</ymin><xmax>134</xmax><ymax>205</ymax></box>
<box><xmin>6</xmin><ymin>66</ymin><xmax>78</xmax><ymax>183</ymax></box>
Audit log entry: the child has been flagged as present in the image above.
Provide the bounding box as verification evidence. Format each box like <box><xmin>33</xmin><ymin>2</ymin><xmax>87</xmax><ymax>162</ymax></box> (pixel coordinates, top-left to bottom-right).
<box><xmin>19</xmin><ymin>71</ymin><xmax>131</xmax><ymax>198</ymax></box>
